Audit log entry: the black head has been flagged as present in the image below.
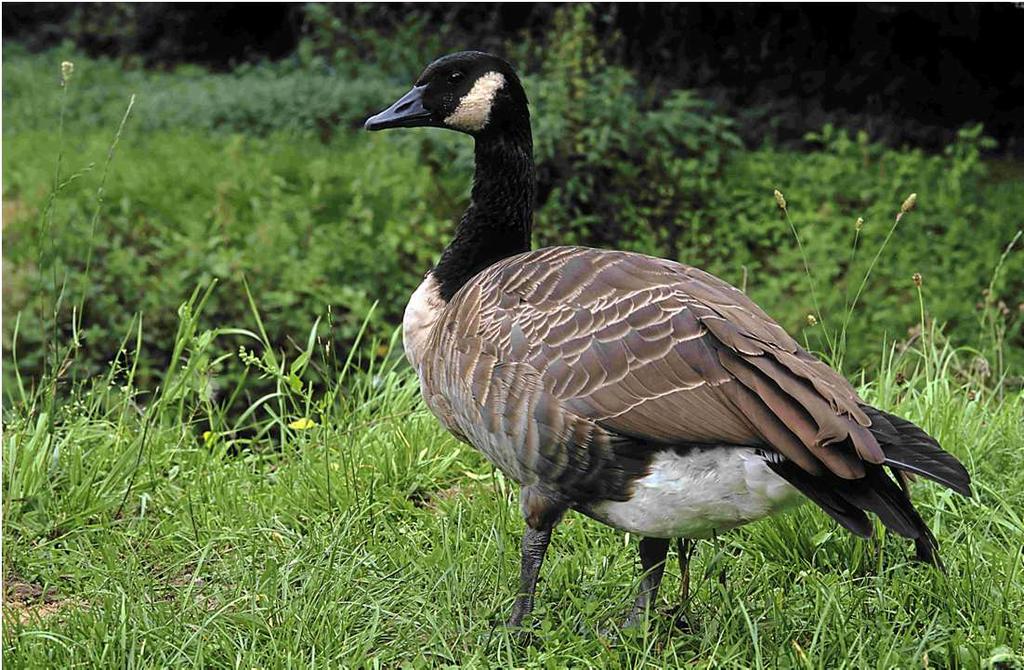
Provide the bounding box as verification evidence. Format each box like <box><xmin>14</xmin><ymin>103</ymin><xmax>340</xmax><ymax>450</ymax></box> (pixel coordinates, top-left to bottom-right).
<box><xmin>364</xmin><ymin>51</ymin><xmax>528</xmax><ymax>136</ymax></box>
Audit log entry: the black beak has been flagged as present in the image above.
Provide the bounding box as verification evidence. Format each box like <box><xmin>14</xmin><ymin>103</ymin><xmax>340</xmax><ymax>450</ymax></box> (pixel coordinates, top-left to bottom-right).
<box><xmin>364</xmin><ymin>85</ymin><xmax>431</xmax><ymax>131</ymax></box>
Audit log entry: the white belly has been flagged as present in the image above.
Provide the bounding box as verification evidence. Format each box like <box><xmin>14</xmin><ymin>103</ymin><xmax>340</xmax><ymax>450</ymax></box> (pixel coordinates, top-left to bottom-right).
<box><xmin>587</xmin><ymin>447</ymin><xmax>803</xmax><ymax>538</ymax></box>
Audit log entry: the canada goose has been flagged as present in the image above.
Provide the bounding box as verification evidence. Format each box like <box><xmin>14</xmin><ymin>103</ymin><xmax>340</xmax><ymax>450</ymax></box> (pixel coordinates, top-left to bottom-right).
<box><xmin>364</xmin><ymin>51</ymin><xmax>971</xmax><ymax>629</ymax></box>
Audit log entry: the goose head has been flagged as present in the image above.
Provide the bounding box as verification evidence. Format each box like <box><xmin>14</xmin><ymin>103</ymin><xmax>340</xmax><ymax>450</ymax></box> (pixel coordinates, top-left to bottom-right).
<box><xmin>364</xmin><ymin>51</ymin><xmax>529</xmax><ymax>137</ymax></box>
<box><xmin>366</xmin><ymin>51</ymin><xmax>535</xmax><ymax>303</ymax></box>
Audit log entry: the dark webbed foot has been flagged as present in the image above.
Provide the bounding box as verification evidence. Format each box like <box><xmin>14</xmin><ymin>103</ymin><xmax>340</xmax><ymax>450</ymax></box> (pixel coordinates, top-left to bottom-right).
<box><xmin>671</xmin><ymin>606</ymin><xmax>695</xmax><ymax>632</ymax></box>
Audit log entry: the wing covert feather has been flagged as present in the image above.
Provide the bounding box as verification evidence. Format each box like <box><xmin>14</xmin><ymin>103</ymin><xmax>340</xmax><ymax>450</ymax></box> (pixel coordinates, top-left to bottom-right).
<box><xmin>426</xmin><ymin>246</ymin><xmax>883</xmax><ymax>486</ymax></box>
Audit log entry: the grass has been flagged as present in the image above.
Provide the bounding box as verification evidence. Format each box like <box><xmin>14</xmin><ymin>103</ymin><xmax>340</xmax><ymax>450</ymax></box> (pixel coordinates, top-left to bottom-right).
<box><xmin>3</xmin><ymin>300</ymin><xmax>1023</xmax><ymax>667</ymax></box>
<box><xmin>3</xmin><ymin>49</ymin><xmax>1024</xmax><ymax>668</ymax></box>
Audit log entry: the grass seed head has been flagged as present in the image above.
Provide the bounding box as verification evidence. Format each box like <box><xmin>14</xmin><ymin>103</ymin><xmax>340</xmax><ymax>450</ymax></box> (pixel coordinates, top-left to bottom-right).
<box><xmin>60</xmin><ymin>60</ymin><xmax>74</xmax><ymax>85</ymax></box>
<box><xmin>773</xmin><ymin>189</ymin><xmax>787</xmax><ymax>211</ymax></box>
<box><xmin>806</xmin><ymin>313</ymin><xmax>818</xmax><ymax>326</ymax></box>
<box><xmin>892</xmin><ymin>192</ymin><xmax>917</xmax><ymax>224</ymax></box>
<box><xmin>913</xmin><ymin>272</ymin><xmax>923</xmax><ymax>287</ymax></box>
<box><xmin>896</xmin><ymin>192</ymin><xmax>918</xmax><ymax>222</ymax></box>
<box><xmin>855</xmin><ymin>217</ymin><xmax>864</xmax><ymax>231</ymax></box>
<box><xmin>900</xmin><ymin>193</ymin><xmax>918</xmax><ymax>214</ymax></box>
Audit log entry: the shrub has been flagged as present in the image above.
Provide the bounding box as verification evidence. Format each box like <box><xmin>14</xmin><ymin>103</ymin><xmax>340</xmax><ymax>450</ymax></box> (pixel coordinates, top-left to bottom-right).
<box><xmin>709</xmin><ymin>124</ymin><xmax>1024</xmax><ymax>375</ymax></box>
<box><xmin>1</xmin><ymin>45</ymin><xmax>404</xmax><ymax>140</ymax></box>
<box><xmin>526</xmin><ymin>5</ymin><xmax>742</xmax><ymax>258</ymax></box>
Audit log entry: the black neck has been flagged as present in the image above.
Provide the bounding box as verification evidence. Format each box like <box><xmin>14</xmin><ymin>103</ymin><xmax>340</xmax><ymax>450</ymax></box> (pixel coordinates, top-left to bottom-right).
<box><xmin>432</xmin><ymin>125</ymin><xmax>534</xmax><ymax>301</ymax></box>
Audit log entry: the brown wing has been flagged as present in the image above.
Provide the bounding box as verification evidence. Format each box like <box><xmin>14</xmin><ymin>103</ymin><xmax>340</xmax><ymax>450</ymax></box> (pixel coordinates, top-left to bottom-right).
<box><xmin>430</xmin><ymin>246</ymin><xmax>885</xmax><ymax>496</ymax></box>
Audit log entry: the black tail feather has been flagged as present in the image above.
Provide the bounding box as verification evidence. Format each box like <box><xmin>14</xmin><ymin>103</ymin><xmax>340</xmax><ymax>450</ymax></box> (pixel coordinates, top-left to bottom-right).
<box><xmin>863</xmin><ymin>406</ymin><xmax>972</xmax><ymax>497</ymax></box>
<box><xmin>767</xmin><ymin>458</ymin><xmax>944</xmax><ymax>567</ymax></box>
<box><xmin>765</xmin><ymin>457</ymin><xmax>873</xmax><ymax>537</ymax></box>
<box><xmin>764</xmin><ymin>405</ymin><xmax>966</xmax><ymax>567</ymax></box>
<box><xmin>840</xmin><ymin>466</ymin><xmax>927</xmax><ymax>540</ymax></box>
<box><xmin>892</xmin><ymin>465</ymin><xmax>944</xmax><ymax>569</ymax></box>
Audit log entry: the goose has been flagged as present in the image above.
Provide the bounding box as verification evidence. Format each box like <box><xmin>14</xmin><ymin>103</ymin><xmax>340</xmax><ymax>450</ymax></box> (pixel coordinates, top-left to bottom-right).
<box><xmin>364</xmin><ymin>51</ymin><xmax>971</xmax><ymax>629</ymax></box>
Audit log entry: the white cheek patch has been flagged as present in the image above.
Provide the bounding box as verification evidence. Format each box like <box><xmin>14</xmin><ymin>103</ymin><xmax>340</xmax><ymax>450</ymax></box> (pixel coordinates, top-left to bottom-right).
<box><xmin>444</xmin><ymin>71</ymin><xmax>506</xmax><ymax>132</ymax></box>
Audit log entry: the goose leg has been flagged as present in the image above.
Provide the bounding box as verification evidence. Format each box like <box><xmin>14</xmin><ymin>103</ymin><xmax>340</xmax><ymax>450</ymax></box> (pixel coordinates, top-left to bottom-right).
<box><xmin>678</xmin><ymin>538</ymin><xmax>695</xmax><ymax>603</ymax></box>
<box><xmin>507</xmin><ymin>488</ymin><xmax>565</xmax><ymax>628</ymax></box>
<box><xmin>507</xmin><ymin>526</ymin><xmax>552</xmax><ymax>627</ymax></box>
<box><xmin>622</xmin><ymin>537</ymin><xmax>670</xmax><ymax>628</ymax></box>
<box><xmin>712</xmin><ymin>531</ymin><xmax>728</xmax><ymax>587</ymax></box>
<box><xmin>675</xmin><ymin>538</ymin><xmax>696</xmax><ymax>630</ymax></box>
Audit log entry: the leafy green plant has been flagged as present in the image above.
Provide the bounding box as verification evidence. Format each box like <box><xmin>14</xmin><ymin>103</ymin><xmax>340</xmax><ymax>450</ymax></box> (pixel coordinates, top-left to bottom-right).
<box><xmin>2</xmin><ymin>45</ymin><xmax>404</xmax><ymax>140</ymax></box>
<box><xmin>2</xmin><ymin>56</ymin><xmax>457</xmax><ymax>408</ymax></box>
<box><xmin>4</xmin><ymin>41</ymin><xmax>1022</xmax><ymax>409</ymax></box>
<box><xmin>719</xmin><ymin>124</ymin><xmax>1023</xmax><ymax>374</ymax></box>
<box><xmin>528</xmin><ymin>5</ymin><xmax>742</xmax><ymax>258</ymax></box>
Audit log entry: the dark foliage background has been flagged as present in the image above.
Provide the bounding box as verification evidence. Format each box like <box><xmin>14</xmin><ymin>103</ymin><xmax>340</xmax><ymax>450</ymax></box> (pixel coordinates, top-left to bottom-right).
<box><xmin>6</xmin><ymin>3</ymin><xmax>1023</xmax><ymax>152</ymax></box>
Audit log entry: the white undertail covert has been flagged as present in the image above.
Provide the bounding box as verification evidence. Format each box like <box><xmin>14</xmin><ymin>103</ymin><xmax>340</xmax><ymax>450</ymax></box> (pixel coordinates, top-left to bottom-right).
<box><xmin>590</xmin><ymin>448</ymin><xmax>803</xmax><ymax>538</ymax></box>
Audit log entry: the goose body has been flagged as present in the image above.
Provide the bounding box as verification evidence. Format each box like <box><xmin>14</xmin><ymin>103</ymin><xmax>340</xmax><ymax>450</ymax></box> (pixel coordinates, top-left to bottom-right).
<box><xmin>404</xmin><ymin>246</ymin><xmax>818</xmax><ymax>535</ymax></box>
<box><xmin>368</xmin><ymin>51</ymin><xmax>971</xmax><ymax>628</ymax></box>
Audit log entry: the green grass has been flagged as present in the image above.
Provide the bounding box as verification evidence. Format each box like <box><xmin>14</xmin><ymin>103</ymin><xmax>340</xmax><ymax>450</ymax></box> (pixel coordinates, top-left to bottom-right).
<box><xmin>3</xmin><ymin>302</ymin><xmax>1023</xmax><ymax>667</ymax></box>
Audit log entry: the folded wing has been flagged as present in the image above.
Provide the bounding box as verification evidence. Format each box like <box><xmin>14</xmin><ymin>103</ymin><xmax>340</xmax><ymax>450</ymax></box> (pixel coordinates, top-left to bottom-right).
<box><xmin>446</xmin><ymin>248</ymin><xmax>877</xmax><ymax>475</ymax></box>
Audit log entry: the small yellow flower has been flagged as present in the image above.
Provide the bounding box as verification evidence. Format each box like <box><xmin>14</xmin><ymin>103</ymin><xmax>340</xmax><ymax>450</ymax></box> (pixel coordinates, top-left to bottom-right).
<box><xmin>61</xmin><ymin>60</ymin><xmax>74</xmax><ymax>84</ymax></box>
<box><xmin>806</xmin><ymin>314</ymin><xmax>818</xmax><ymax>326</ymax></box>
<box><xmin>855</xmin><ymin>217</ymin><xmax>864</xmax><ymax>231</ymax></box>
<box><xmin>912</xmin><ymin>272</ymin><xmax>923</xmax><ymax>287</ymax></box>
<box><xmin>288</xmin><ymin>417</ymin><xmax>317</xmax><ymax>430</ymax></box>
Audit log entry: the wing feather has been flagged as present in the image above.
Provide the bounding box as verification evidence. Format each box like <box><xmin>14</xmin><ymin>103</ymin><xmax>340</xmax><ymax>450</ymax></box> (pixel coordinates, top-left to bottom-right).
<box><xmin>428</xmin><ymin>247</ymin><xmax>887</xmax><ymax>490</ymax></box>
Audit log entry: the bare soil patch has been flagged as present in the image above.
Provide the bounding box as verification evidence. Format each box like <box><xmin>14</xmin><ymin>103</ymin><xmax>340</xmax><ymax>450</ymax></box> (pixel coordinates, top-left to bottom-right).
<box><xmin>3</xmin><ymin>577</ymin><xmax>76</xmax><ymax>625</ymax></box>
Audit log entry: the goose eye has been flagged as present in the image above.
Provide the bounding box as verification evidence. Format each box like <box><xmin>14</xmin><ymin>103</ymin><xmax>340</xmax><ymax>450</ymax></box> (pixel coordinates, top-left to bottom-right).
<box><xmin>448</xmin><ymin>71</ymin><xmax>464</xmax><ymax>84</ymax></box>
